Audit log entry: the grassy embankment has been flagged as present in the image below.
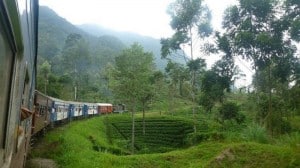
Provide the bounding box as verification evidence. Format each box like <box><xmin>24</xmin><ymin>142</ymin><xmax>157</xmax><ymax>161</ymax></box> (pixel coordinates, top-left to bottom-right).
<box><xmin>28</xmin><ymin>112</ymin><xmax>300</xmax><ymax>168</ymax></box>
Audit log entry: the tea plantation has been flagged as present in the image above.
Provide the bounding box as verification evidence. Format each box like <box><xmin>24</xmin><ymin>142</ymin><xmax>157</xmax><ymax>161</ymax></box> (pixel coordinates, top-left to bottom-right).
<box><xmin>108</xmin><ymin>116</ymin><xmax>194</xmax><ymax>153</ymax></box>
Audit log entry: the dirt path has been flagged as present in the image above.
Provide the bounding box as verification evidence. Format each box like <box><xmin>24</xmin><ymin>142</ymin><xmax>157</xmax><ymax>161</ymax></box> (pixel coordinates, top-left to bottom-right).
<box><xmin>26</xmin><ymin>158</ymin><xmax>57</xmax><ymax>168</ymax></box>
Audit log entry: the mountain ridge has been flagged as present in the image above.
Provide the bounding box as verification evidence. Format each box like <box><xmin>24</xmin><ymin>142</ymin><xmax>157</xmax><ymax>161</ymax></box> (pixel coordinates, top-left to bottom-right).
<box><xmin>78</xmin><ymin>23</ymin><xmax>173</xmax><ymax>69</ymax></box>
<box><xmin>38</xmin><ymin>6</ymin><xmax>185</xmax><ymax>71</ymax></box>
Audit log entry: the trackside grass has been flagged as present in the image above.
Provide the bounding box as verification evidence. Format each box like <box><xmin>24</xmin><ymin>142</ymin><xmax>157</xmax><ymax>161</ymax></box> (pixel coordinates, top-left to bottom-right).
<box><xmin>28</xmin><ymin>115</ymin><xmax>300</xmax><ymax>168</ymax></box>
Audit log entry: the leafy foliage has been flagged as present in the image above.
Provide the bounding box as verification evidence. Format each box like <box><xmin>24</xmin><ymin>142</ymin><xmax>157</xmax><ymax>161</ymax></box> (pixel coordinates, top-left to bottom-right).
<box><xmin>111</xmin><ymin>43</ymin><xmax>154</xmax><ymax>106</ymax></box>
<box><xmin>218</xmin><ymin>102</ymin><xmax>245</xmax><ymax>124</ymax></box>
<box><xmin>222</xmin><ymin>0</ymin><xmax>299</xmax><ymax>134</ymax></box>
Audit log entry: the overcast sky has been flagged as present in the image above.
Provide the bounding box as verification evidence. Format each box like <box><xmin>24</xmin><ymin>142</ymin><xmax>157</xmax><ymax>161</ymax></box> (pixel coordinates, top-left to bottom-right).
<box><xmin>39</xmin><ymin>0</ymin><xmax>237</xmax><ymax>39</ymax></box>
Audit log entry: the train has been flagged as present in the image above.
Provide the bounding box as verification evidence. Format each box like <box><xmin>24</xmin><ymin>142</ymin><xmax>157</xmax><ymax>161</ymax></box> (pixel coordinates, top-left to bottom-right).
<box><xmin>0</xmin><ymin>1</ymin><xmax>126</xmax><ymax>167</ymax></box>
<box><xmin>33</xmin><ymin>90</ymin><xmax>124</xmax><ymax>136</ymax></box>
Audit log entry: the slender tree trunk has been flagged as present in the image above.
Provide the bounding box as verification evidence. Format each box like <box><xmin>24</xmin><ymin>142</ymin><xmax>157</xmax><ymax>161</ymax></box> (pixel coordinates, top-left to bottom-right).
<box><xmin>263</xmin><ymin>62</ymin><xmax>273</xmax><ymax>136</ymax></box>
<box><xmin>74</xmin><ymin>85</ymin><xmax>77</xmax><ymax>101</ymax></box>
<box><xmin>267</xmin><ymin>64</ymin><xmax>273</xmax><ymax>136</ymax></box>
<box><xmin>189</xmin><ymin>26</ymin><xmax>197</xmax><ymax>133</ymax></box>
<box><xmin>142</xmin><ymin>102</ymin><xmax>145</xmax><ymax>135</ymax></box>
<box><xmin>44</xmin><ymin>81</ymin><xmax>47</xmax><ymax>94</ymax></box>
<box><xmin>131</xmin><ymin>101</ymin><xmax>135</xmax><ymax>154</ymax></box>
<box><xmin>168</xmin><ymin>84</ymin><xmax>174</xmax><ymax>116</ymax></box>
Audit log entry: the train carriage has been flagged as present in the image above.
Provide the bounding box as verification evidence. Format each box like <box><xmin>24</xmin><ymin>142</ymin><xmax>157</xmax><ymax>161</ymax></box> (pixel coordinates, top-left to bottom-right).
<box><xmin>0</xmin><ymin>0</ymin><xmax>38</xmax><ymax>167</ymax></box>
<box><xmin>113</xmin><ymin>104</ymin><xmax>127</xmax><ymax>113</ymax></box>
<box><xmin>84</xmin><ymin>103</ymin><xmax>99</xmax><ymax>116</ymax></box>
<box><xmin>71</xmin><ymin>101</ymin><xmax>84</xmax><ymax>118</ymax></box>
<box><xmin>51</xmin><ymin>98</ymin><xmax>69</xmax><ymax>123</ymax></box>
<box><xmin>97</xmin><ymin>103</ymin><xmax>113</xmax><ymax>114</ymax></box>
<box><xmin>32</xmin><ymin>91</ymin><xmax>52</xmax><ymax>135</ymax></box>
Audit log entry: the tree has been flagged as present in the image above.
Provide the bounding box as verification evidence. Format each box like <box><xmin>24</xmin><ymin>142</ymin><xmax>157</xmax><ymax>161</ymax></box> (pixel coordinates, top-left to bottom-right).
<box><xmin>37</xmin><ymin>60</ymin><xmax>63</xmax><ymax>98</ymax></box>
<box><xmin>199</xmin><ymin>69</ymin><xmax>227</xmax><ymax>112</ymax></box>
<box><xmin>61</xmin><ymin>33</ymin><xmax>91</xmax><ymax>100</ymax></box>
<box><xmin>151</xmin><ymin>71</ymin><xmax>168</xmax><ymax>115</ymax></box>
<box><xmin>165</xmin><ymin>61</ymin><xmax>189</xmax><ymax>97</ymax></box>
<box><xmin>161</xmin><ymin>0</ymin><xmax>212</xmax><ymax>132</ymax></box>
<box><xmin>39</xmin><ymin>61</ymin><xmax>51</xmax><ymax>94</ymax></box>
<box><xmin>110</xmin><ymin>43</ymin><xmax>154</xmax><ymax>154</ymax></box>
<box><xmin>222</xmin><ymin>0</ymin><xmax>297</xmax><ymax>134</ymax></box>
<box><xmin>285</xmin><ymin>0</ymin><xmax>300</xmax><ymax>42</ymax></box>
<box><xmin>187</xmin><ymin>57</ymin><xmax>206</xmax><ymax>92</ymax></box>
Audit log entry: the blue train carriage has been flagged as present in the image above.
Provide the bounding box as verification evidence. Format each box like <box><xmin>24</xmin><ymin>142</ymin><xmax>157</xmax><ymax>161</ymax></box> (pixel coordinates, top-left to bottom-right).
<box><xmin>84</xmin><ymin>103</ymin><xmax>99</xmax><ymax>116</ymax></box>
<box><xmin>0</xmin><ymin>0</ymin><xmax>38</xmax><ymax>167</ymax></box>
<box><xmin>70</xmin><ymin>101</ymin><xmax>84</xmax><ymax>119</ymax></box>
<box><xmin>33</xmin><ymin>91</ymin><xmax>52</xmax><ymax>136</ymax></box>
<box><xmin>50</xmin><ymin>97</ymin><xmax>70</xmax><ymax>125</ymax></box>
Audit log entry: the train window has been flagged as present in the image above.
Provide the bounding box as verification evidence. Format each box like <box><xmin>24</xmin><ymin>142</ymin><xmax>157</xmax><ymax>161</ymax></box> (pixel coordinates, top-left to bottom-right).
<box><xmin>40</xmin><ymin>106</ymin><xmax>45</xmax><ymax>116</ymax></box>
<box><xmin>0</xmin><ymin>21</ymin><xmax>14</xmax><ymax>147</ymax></box>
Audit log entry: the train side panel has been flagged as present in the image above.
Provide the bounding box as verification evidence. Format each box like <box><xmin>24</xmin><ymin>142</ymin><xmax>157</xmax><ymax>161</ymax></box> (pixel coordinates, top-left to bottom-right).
<box><xmin>97</xmin><ymin>103</ymin><xmax>113</xmax><ymax>114</ymax></box>
<box><xmin>0</xmin><ymin>0</ymin><xmax>38</xmax><ymax>167</ymax></box>
<box><xmin>48</xmin><ymin>97</ymin><xmax>70</xmax><ymax>126</ymax></box>
<box><xmin>72</xmin><ymin>102</ymin><xmax>84</xmax><ymax>118</ymax></box>
<box><xmin>85</xmin><ymin>103</ymin><xmax>98</xmax><ymax>115</ymax></box>
<box><xmin>113</xmin><ymin>104</ymin><xmax>127</xmax><ymax>113</ymax></box>
<box><xmin>53</xmin><ymin>100</ymin><xmax>69</xmax><ymax>121</ymax></box>
<box><xmin>32</xmin><ymin>91</ymin><xmax>52</xmax><ymax>135</ymax></box>
<box><xmin>68</xmin><ymin>104</ymin><xmax>75</xmax><ymax>119</ymax></box>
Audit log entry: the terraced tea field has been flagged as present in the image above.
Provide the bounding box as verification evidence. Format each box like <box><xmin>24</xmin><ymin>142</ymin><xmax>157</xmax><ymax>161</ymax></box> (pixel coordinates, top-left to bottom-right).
<box><xmin>108</xmin><ymin>116</ymin><xmax>194</xmax><ymax>153</ymax></box>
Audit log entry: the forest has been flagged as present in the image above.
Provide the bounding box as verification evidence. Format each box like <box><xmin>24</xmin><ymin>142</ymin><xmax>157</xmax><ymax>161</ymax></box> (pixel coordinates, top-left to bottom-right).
<box><xmin>31</xmin><ymin>0</ymin><xmax>300</xmax><ymax>167</ymax></box>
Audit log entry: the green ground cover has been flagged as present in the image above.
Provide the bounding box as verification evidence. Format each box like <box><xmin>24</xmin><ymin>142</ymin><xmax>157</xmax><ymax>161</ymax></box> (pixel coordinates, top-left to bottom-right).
<box><xmin>28</xmin><ymin>114</ymin><xmax>300</xmax><ymax>168</ymax></box>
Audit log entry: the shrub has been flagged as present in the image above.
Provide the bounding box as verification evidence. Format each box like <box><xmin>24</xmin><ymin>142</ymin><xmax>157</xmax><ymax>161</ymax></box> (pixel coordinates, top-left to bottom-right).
<box><xmin>185</xmin><ymin>132</ymin><xmax>225</xmax><ymax>145</ymax></box>
<box><xmin>242</xmin><ymin>123</ymin><xmax>270</xmax><ymax>144</ymax></box>
<box><xmin>218</xmin><ymin>102</ymin><xmax>245</xmax><ymax>124</ymax></box>
<box><xmin>185</xmin><ymin>132</ymin><xmax>210</xmax><ymax>145</ymax></box>
<box><xmin>276</xmin><ymin>132</ymin><xmax>300</xmax><ymax>148</ymax></box>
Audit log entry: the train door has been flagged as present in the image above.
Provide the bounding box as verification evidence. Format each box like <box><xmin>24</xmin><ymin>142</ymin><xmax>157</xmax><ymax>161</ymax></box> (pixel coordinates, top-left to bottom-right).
<box><xmin>68</xmin><ymin>104</ymin><xmax>75</xmax><ymax>121</ymax></box>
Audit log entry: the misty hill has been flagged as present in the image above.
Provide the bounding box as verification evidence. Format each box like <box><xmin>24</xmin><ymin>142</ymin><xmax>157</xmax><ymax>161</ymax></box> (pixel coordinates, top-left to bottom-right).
<box><xmin>38</xmin><ymin>6</ymin><xmax>125</xmax><ymax>64</ymax></box>
<box><xmin>39</xmin><ymin>6</ymin><xmax>184</xmax><ymax>71</ymax></box>
<box><xmin>38</xmin><ymin>6</ymin><xmax>184</xmax><ymax>99</ymax></box>
<box><xmin>38</xmin><ymin>6</ymin><xmax>85</xmax><ymax>60</ymax></box>
<box><xmin>78</xmin><ymin>24</ymin><xmax>186</xmax><ymax>69</ymax></box>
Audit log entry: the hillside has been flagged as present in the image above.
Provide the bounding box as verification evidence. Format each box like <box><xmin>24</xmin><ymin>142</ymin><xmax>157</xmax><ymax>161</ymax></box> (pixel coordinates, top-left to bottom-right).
<box><xmin>38</xmin><ymin>6</ymin><xmax>126</xmax><ymax>100</ymax></box>
<box><xmin>38</xmin><ymin>6</ymin><xmax>85</xmax><ymax>61</ymax></box>
<box><xmin>38</xmin><ymin>6</ymin><xmax>185</xmax><ymax>71</ymax></box>
<box><xmin>78</xmin><ymin>24</ymin><xmax>186</xmax><ymax>69</ymax></box>
<box><xmin>38</xmin><ymin>6</ymin><xmax>184</xmax><ymax>72</ymax></box>
<box><xmin>38</xmin><ymin>6</ymin><xmax>125</xmax><ymax>63</ymax></box>
<box><xmin>37</xmin><ymin>6</ymin><xmax>187</xmax><ymax>100</ymax></box>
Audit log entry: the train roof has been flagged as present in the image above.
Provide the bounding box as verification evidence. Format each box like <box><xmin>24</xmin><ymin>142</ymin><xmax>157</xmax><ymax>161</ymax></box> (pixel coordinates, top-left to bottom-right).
<box><xmin>35</xmin><ymin>90</ymin><xmax>112</xmax><ymax>106</ymax></box>
<box><xmin>96</xmin><ymin>103</ymin><xmax>113</xmax><ymax>106</ymax></box>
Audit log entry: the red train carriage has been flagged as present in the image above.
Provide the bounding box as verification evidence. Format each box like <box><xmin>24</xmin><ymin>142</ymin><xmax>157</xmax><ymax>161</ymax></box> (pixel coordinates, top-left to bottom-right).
<box><xmin>97</xmin><ymin>103</ymin><xmax>113</xmax><ymax>114</ymax></box>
